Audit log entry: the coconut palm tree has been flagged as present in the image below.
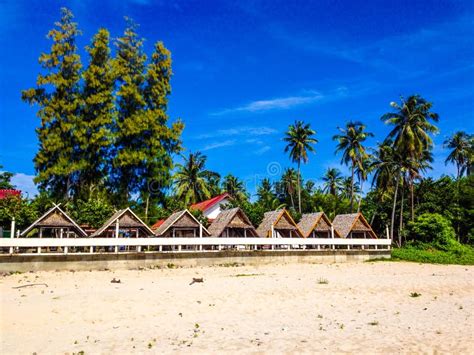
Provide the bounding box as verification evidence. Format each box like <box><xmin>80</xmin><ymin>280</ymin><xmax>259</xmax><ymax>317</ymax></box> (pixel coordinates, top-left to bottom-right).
<box><xmin>333</xmin><ymin>121</ymin><xmax>373</xmax><ymax>212</ymax></box>
<box><xmin>381</xmin><ymin>95</ymin><xmax>439</xmax><ymax>221</ymax></box>
<box><xmin>355</xmin><ymin>155</ymin><xmax>373</xmax><ymax>212</ymax></box>
<box><xmin>174</xmin><ymin>152</ymin><xmax>220</xmax><ymax>205</ymax></box>
<box><xmin>280</xmin><ymin>168</ymin><xmax>299</xmax><ymax>210</ymax></box>
<box><xmin>444</xmin><ymin>131</ymin><xmax>474</xmax><ymax>179</ymax></box>
<box><xmin>284</xmin><ymin>121</ymin><xmax>318</xmax><ymax>213</ymax></box>
<box><xmin>322</xmin><ymin>168</ymin><xmax>343</xmax><ymax>196</ymax></box>
<box><xmin>222</xmin><ymin>174</ymin><xmax>247</xmax><ymax>200</ymax></box>
<box><xmin>370</xmin><ymin>142</ymin><xmax>403</xmax><ymax>244</ymax></box>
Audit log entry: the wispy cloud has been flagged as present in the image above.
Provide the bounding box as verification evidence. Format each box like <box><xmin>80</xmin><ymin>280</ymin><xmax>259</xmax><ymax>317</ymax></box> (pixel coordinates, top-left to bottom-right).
<box><xmin>197</xmin><ymin>126</ymin><xmax>278</xmax><ymax>139</ymax></box>
<box><xmin>11</xmin><ymin>173</ymin><xmax>38</xmax><ymax>197</ymax></box>
<box><xmin>201</xmin><ymin>139</ymin><xmax>236</xmax><ymax>151</ymax></box>
<box><xmin>255</xmin><ymin>146</ymin><xmax>271</xmax><ymax>155</ymax></box>
<box><xmin>212</xmin><ymin>91</ymin><xmax>324</xmax><ymax>116</ymax></box>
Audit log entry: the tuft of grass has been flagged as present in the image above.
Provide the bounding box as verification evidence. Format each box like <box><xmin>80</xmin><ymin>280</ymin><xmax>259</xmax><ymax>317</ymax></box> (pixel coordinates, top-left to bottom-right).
<box><xmin>219</xmin><ymin>262</ymin><xmax>244</xmax><ymax>267</ymax></box>
<box><xmin>234</xmin><ymin>273</ymin><xmax>262</xmax><ymax>277</ymax></box>
<box><xmin>317</xmin><ymin>278</ymin><xmax>329</xmax><ymax>285</ymax></box>
<box><xmin>148</xmin><ymin>343</ymin><xmax>153</xmax><ymax>349</ymax></box>
<box><xmin>317</xmin><ymin>314</ymin><xmax>323</xmax><ymax>319</ymax></box>
<box><xmin>368</xmin><ymin>321</ymin><xmax>379</xmax><ymax>326</ymax></box>
<box><xmin>391</xmin><ymin>245</ymin><xmax>474</xmax><ymax>265</ymax></box>
<box><xmin>167</xmin><ymin>263</ymin><xmax>176</xmax><ymax>269</ymax></box>
<box><xmin>410</xmin><ymin>292</ymin><xmax>422</xmax><ymax>298</ymax></box>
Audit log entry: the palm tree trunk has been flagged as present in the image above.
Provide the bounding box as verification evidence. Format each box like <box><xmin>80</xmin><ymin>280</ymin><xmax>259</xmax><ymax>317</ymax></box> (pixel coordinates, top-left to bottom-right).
<box><xmin>399</xmin><ymin>181</ymin><xmax>405</xmax><ymax>245</ymax></box>
<box><xmin>297</xmin><ymin>161</ymin><xmax>302</xmax><ymax>213</ymax></box>
<box><xmin>391</xmin><ymin>174</ymin><xmax>400</xmax><ymax>245</ymax></box>
<box><xmin>145</xmin><ymin>194</ymin><xmax>150</xmax><ymax>223</ymax></box>
<box><xmin>350</xmin><ymin>163</ymin><xmax>355</xmax><ymax>213</ymax></box>
<box><xmin>410</xmin><ymin>178</ymin><xmax>415</xmax><ymax>222</ymax></box>
<box><xmin>357</xmin><ymin>179</ymin><xmax>364</xmax><ymax>212</ymax></box>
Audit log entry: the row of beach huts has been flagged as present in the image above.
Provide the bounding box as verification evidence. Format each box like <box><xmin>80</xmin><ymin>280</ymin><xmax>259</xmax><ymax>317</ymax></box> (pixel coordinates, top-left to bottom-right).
<box><xmin>14</xmin><ymin>193</ymin><xmax>378</xmax><ymax>243</ymax></box>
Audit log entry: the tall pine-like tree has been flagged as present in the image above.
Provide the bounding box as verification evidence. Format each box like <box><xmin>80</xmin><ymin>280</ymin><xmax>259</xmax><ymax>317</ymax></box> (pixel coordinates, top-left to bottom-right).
<box><xmin>22</xmin><ymin>8</ymin><xmax>82</xmax><ymax>199</ymax></box>
<box><xmin>112</xmin><ymin>18</ymin><xmax>148</xmax><ymax>204</ymax></box>
<box><xmin>78</xmin><ymin>28</ymin><xmax>115</xmax><ymax>199</ymax></box>
<box><xmin>141</xmin><ymin>41</ymin><xmax>183</xmax><ymax>217</ymax></box>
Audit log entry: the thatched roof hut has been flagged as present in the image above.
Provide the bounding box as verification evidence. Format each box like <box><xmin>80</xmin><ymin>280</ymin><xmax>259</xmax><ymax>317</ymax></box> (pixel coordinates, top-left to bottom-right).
<box><xmin>154</xmin><ymin>209</ymin><xmax>210</xmax><ymax>237</ymax></box>
<box><xmin>208</xmin><ymin>207</ymin><xmax>258</xmax><ymax>237</ymax></box>
<box><xmin>21</xmin><ymin>204</ymin><xmax>87</xmax><ymax>237</ymax></box>
<box><xmin>332</xmin><ymin>213</ymin><xmax>377</xmax><ymax>239</ymax></box>
<box><xmin>256</xmin><ymin>209</ymin><xmax>303</xmax><ymax>238</ymax></box>
<box><xmin>91</xmin><ymin>208</ymin><xmax>154</xmax><ymax>237</ymax></box>
<box><xmin>297</xmin><ymin>212</ymin><xmax>339</xmax><ymax>238</ymax></box>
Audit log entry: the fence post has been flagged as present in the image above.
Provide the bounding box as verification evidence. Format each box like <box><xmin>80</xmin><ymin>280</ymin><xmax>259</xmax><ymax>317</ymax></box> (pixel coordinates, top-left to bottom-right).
<box><xmin>9</xmin><ymin>218</ymin><xmax>15</xmax><ymax>254</ymax></box>
<box><xmin>115</xmin><ymin>218</ymin><xmax>119</xmax><ymax>253</ymax></box>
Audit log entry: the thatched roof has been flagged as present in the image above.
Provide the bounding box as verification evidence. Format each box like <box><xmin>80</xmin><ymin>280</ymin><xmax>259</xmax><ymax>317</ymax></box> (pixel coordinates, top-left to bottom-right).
<box><xmin>297</xmin><ymin>212</ymin><xmax>338</xmax><ymax>238</ymax></box>
<box><xmin>154</xmin><ymin>209</ymin><xmax>210</xmax><ymax>236</ymax></box>
<box><xmin>208</xmin><ymin>207</ymin><xmax>258</xmax><ymax>237</ymax></box>
<box><xmin>91</xmin><ymin>208</ymin><xmax>154</xmax><ymax>237</ymax></box>
<box><xmin>21</xmin><ymin>204</ymin><xmax>87</xmax><ymax>237</ymax></box>
<box><xmin>256</xmin><ymin>209</ymin><xmax>302</xmax><ymax>238</ymax></box>
<box><xmin>332</xmin><ymin>213</ymin><xmax>377</xmax><ymax>238</ymax></box>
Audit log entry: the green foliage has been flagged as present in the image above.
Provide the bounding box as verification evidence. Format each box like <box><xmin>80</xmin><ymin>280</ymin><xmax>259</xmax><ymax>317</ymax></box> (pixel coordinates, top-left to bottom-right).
<box><xmin>406</xmin><ymin>213</ymin><xmax>457</xmax><ymax>250</ymax></box>
<box><xmin>66</xmin><ymin>198</ymin><xmax>114</xmax><ymax>228</ymax></box>
<box><xmin>0</xmin><ymin>196</ymin><xmax>38</xmax><ymax>230</ymax></box>
<box><xmin>391</xmin><ymin>246</ymin><xmax>474</xmax><ymax>265</ymax></box>
<box><xmin>0</xmin><ymin>165</ymin><xmax>14</xmax><ymax>189</ymax></box>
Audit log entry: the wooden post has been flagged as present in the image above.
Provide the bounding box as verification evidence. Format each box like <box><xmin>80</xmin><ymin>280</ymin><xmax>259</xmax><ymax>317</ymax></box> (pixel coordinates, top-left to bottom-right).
<box><xmin>90</xmin><ymin>246</ymin><xmax>93</xmax><ymax>254</ymax></box>
<box><xmin>137</xmin><ymin>229</ymin><xmax>141</xmax><ymax>252</ymax></box>
<box><xmin>115</xmin><ymin>218</ymin><xmax>119</xmax><ymax>253</ymax></box>
<box><xmin>38</xmin><ymin>227</ymin><xmax>42</xmax><ymax>254</ymax></box>
<box><xmin>9</xmin><ymin>218</ymin><xmax>15</xmax><ymax>254</ymax></box>
<box><xmin>199</xmin><ymin>224</ymin><xmax>203</xmax><ymax>251</ymax></box>
<box><xmin>331</xmin><ymin>225</ymin><xmax>335</xmax><ymax>250</ymax></box>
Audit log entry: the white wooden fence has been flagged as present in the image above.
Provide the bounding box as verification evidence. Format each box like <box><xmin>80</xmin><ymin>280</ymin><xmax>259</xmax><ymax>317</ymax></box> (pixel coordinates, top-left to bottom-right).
<box><xmin>0</xmin><ymin>237</ymin><xmax>391</xmax><ymax>255</ymax></box>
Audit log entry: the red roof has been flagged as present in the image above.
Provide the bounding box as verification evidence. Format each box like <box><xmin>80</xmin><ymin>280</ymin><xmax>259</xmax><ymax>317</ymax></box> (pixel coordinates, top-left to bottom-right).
<box><xmin>151</xmin><ymin>219</ymin><xmax>165</xmax><ymax>230</ymax></box>
<box><xmin>190</xmin><ymin>193</ymin><xmax>231</xmax><ymax>212</ymax></box>
<box><xmin>0</xmin><ymin>189</ymin><xmax>21</xmax><ymax>199</ymax></box>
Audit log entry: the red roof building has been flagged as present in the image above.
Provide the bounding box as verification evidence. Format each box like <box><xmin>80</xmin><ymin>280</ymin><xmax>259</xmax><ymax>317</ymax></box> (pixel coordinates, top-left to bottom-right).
<box><xmin>0</xmin><ymin>189</ymin><xmax>21</xmax><ymax>199</ymax></box>
<box><xmin>190</xmin><ymin>193</ymin><xmax>232</xmax><ymax>219</ymax></box>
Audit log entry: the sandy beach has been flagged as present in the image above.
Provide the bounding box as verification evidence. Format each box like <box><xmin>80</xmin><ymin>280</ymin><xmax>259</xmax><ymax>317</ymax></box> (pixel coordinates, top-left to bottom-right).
<box><xmin>1</xmin><ymin>261</ymin><xmax>473</xmax><ymax>354</ymax></box>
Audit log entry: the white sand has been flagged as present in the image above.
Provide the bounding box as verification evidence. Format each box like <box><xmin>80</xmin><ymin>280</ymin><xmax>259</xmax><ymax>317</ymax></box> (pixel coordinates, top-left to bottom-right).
<box><xmin>1</xmin><ymin>261</ymin><xmax>473</xmax><ymax>354</ymax></box>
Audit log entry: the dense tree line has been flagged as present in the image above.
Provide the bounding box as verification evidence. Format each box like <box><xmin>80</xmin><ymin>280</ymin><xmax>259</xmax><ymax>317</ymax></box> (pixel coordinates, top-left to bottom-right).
<box><xmin>1</xmin><ymin>8</ymin><xmax>473</xmax><ymax>247</ymax></box>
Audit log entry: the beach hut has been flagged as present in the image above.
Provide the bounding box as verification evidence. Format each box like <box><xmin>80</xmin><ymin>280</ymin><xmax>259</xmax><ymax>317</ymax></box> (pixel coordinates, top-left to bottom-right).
<box><xmin>298</xmin><ymin>212</ymin><xmax>339</xmax><ymax>238</ymax></box>
<box><xmin>153</xmin><ymin>209</ymin><xmax>210</xmax><ymax>238</ymax></box>
<box><xmin>21</xmin><ymin>204</ymin><xmax>87</xmax><ymax>238</ymax></box>
<box><xmin>256</xmin><ymin>209</ymin><xmax>303</xmax><ymax>238</ymax></box>
<box><xmin>20</xmin><ymin>204</ymin><xmax>87</xmax><ymax>253</ymax></box>
<box><xmin>153</xmin><ymin>209</ymin><xmax>210</xmax><ymax>251</ymax></box>
<box><xmin>332</xmin><ymin>213</ymin><xmax>377</xmax><ymax>239</ymax></box>
<box><xmin>208</xmin><ymin>207</ymin><xmax>258</xmax><ymax>238</ymax></box>
<box><xmin>91</xmin><ymin>208</ymin><xmax>154</xmax><ymax>238</ymax></box>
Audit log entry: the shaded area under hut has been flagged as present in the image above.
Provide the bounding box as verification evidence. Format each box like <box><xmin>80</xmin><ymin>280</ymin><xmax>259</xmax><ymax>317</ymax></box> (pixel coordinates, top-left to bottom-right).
<box><xmin>153</xmin><ymin>209</ymin><xmax>210</xmax><ymax>251</ymax></box>
<box><xmin>256</xmin><ymin>209</ymin><xmax>303</xmax><ymax>238</ymax></box>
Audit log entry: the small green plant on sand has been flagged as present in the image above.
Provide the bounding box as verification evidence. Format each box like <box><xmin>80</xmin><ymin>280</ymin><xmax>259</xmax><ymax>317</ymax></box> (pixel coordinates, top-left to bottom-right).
<box><xmin>317</xmin><ymin>278</ymin><xmax>329</xmax><ymax>284</ymax></box>
<box><xmin>410</xmin><ymin>292</ymin><xmax>421</xmax><ymax>298</ymax></box>
<box><xmin>368</xmin><ymin>321</ymin><xmax>379</xmax><ymax>326</ymax></box>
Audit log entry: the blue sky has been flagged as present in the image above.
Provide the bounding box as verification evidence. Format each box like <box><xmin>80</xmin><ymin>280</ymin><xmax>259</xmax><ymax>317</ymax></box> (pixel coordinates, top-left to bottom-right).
<box><xmin>1</xmin><ymin>0</ymin><xmax>473</xmax><ymax>198</ymax></box>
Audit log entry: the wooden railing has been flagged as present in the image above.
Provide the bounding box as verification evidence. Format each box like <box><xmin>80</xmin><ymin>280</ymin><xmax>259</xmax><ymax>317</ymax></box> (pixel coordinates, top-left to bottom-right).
<box><xmin>0</xmin><ymin>237</ymin><xmax>391</xmax><ymax>255</ymax></box>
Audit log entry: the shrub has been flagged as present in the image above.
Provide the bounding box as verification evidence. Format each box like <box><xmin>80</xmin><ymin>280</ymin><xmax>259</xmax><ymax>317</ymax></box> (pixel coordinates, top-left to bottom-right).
<box><xmin>407</xmin><ymin>213</ymin><xmax>457</xmax><ymax>250</ymax></box>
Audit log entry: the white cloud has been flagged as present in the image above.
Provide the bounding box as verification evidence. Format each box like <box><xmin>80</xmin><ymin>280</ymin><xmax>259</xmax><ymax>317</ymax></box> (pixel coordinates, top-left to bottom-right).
<box><xmin>201</xmin><ymin>140</ymin><xmax>236</xmax><ymax>151</ymax></box>
<box><xmin>11</xmin><ymin>173</ymin><xmax>38</xmax><ymax>197</ymax></box>
<box><xmin>212</xmin><ymin>91</ymin><xmax>324</xmax><ymax>115</ymax></box>
<box><xmin>197</xmin><ymin>126</ymin><xmax>278</xmax><ymax>139</ymax></box>
<box><xmin>255</xmin><ymin>146</ymin><xmax>271</xmax><ymax>155</ymax></box>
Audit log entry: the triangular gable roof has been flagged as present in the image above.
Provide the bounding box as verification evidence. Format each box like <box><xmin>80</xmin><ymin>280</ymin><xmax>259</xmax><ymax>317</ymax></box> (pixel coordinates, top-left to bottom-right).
<box><xmin>190</xmin><ymin>193</ymin><xmax>231</xmax><ymax>212</ymax></box>
<box><xmin>21</xmin><ymin>204</ymin><xmax>87</xmax><ymax>237</ymax></box>
<box><xmin>208</xmin><ymin>207</ymin><xmax>258</xmax><ymax>237</ymax></box>
<box><xmin>256</xmin><ymin>209</ymin><xmax>303</xmax><ymax>238</ymax></box>
<box><xmin>154</xmin><ymin>209</ymin><xmax>210</xmax><ymax>236</ymax></box>
<box><xmin>332</xmin><ymin>213</ymin><xmax>377</xmax><ymax>239</ymax></box>
<box><xmin>298</xmin><ymin>212</ymin><xmax>339</xmax><ymax>238</ymax></box>
<box><xmin>91</xmin><ymin>208</ymin><xmax>154</xmax><ymax>237</ymax></box>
